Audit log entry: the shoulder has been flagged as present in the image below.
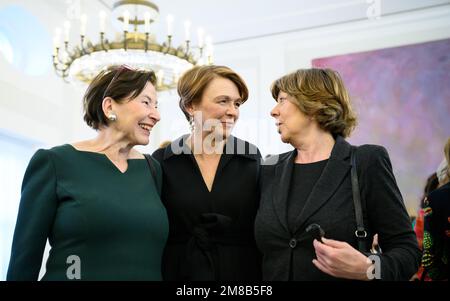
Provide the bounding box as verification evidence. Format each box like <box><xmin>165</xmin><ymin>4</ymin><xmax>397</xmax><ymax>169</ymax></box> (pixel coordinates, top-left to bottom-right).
<box><xmin>262</xmin><ymin>150</ymin><xmax>292</xmax><ymax>168</ymax></box>
<box><xmin>144</xmin><ymin>152</ymin><xmax>162</xmax><ymax>168</ymax></box>
<box><xmin>428</xmin><ymin>183</ymin><xmax>450</xmax><ymax>208</ymax></box>
<box><xmin>356</xmin><ymin>144</ymin><xmax>388</xmax><ymax>157</ymax></box>
<box><xmin>28</xmin><ymin>148</ymin><xmax>51</xmax><ymax>165</ymax></box>
<box><xmin>355</xmin><ymin>144</ymin><xmax>391</xmax><ymax>167</ymax></box>
<box><xmin>229</xmin><ymin>136</ymin><xmax>262</xmax><ymax>161</ymax></box>
<box><xmin>152</xmin><ymin>147</ymin><xmax>165</xmax><ymax>163</ymax></box>
<box><xmin>29</xmin><ymin>144</ymin><xmax>72</xmax><ymax>163</ymax></box>
<box><xmin>152</xmin><ymin>135</ymin><xmax>189</xmax><ymax>163</ymax></box>
<box><xmin>24</xmin><ymin>146</ymin><xmax>70</xmax><ymax>181</ymax></box>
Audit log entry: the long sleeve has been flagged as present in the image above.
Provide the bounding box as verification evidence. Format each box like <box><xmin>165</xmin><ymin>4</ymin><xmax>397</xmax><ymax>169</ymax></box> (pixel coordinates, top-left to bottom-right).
<box><xmin>360</xmin><ymin>145</ymin><xmax>421</xmax><ymax>281</ymax></box>
<box><xmin>421</xmin><ymin>184</ymin><xmax>449</xmax><ymax>280</ymax></box>
<box><xmin>7</xmin><ymin>149</ymin><xmax>58</xmax><ymax>281</ymax></box>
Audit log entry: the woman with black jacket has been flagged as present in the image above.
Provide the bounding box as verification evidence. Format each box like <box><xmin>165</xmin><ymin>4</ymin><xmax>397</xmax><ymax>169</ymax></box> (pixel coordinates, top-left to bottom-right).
<box><xmin>255</xmin><ymin>68</ymin><xmax>421</xmax><ymax>281</ymax></box>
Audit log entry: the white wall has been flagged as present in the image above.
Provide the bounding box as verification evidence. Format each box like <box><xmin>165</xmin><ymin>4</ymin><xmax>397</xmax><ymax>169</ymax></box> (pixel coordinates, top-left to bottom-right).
<box><xmin>0</xmin><ymin>0</ymin><xmax>99</xmax><ymax>149</ymax></box>
<box><xmin>209</xmin><ymin>5</ymin><xmax>450</xmax><ymax>159</ymax></box>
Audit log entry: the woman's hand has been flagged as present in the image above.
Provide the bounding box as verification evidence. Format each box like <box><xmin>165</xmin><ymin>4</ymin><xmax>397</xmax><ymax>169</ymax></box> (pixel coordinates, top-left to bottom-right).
<box><xmin>312</xmin><ymin>237</ymin><xmax>374</xmax><ymax>280</ymax></box>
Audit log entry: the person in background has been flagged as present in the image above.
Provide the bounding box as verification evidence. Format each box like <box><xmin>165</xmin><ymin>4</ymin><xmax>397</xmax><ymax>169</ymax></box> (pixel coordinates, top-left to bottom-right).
<box><xmin>158</xmin><ymin>140</ymin><xmax>172</xmax><ymax>149</ymax></box>
<box><xmin>7</xmin><ymin>65</ymin><xmax>168</xmax><ymax>280</ymax></box>
<box><xmin>411</xmin><ymin>173</ymin><xmax>439</xmax><ymax>280</ymax></box>
<box><xmin>255</xmin><ymin>68</ymin><xmax>421</xmax><ymax>281</ymax></box>
<box><xmin>153</xmin><ymin>65</ymin><xmax>262</xmax><ymax>281</ymax></box>
<box><xmin>421</xmin><ymin>138</ymin><xmax>450</xmax><ymax>281</ymax></box>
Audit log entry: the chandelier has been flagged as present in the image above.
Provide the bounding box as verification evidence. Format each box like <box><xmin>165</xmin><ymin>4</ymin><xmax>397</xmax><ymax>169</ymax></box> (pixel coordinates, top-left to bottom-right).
<box><xmin>51</xmin><ymin>0</ymin><xmax>213</xmax><ymax>91</ymax></box>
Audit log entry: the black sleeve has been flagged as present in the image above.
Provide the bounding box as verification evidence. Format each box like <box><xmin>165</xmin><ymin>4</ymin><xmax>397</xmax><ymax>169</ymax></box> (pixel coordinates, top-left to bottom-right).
<box><xmin>359</xmin><ymin>145</ymin><xmax>421</xmax><ymax>281</ymax></box>
<box><xmin>7</xmin><ymin>149</ymin><xmax>58</xmax><ymax>280</ymax></box>
<box><xmin>422</xmin><ymin>186</ymin><xmax>448</xmax><ymax>280</ymax></box>
<box><xmin>255</xmin><ymin>148</ymin><xmax>262</xmax><ymax>209</ymax></box>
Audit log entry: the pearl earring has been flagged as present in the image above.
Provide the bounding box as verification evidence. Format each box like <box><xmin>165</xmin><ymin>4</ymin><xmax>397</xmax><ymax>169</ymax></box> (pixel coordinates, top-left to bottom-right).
<box><xmin>108</xmin><ymin>112</ymin><xmax>117</xmax><ymax>121</ymax></box>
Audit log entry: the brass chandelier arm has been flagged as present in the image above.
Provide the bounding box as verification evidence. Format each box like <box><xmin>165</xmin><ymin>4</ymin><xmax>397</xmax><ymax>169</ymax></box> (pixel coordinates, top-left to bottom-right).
<box><xmin>52</xmin><ymin>35</ymin><xmax>198</xmax><ymax>79</ymax></box>
<box><xmin>67</xmin><ymin>38</ymin><xmax>197</xmax><ymax>66</ymax></box>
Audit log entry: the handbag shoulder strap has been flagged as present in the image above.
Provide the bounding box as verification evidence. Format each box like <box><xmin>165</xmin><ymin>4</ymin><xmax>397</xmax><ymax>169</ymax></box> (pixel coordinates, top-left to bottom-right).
<box><xmin>144</xmin><ymin>153</ymin><xmax>161</xmax><ymax>196</ymax></box>
<box><xmin>350</xmin><ymin>145</ymin><xmax>368</xmax><ymax>252</ymax></box>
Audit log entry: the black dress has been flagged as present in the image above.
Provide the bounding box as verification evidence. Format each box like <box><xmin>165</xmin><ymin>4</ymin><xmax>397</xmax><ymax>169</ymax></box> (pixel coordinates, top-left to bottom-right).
<box><xmin>152</xmin><ymin>135</ymin><xmax>262</xmax><ymax>280</ymax></box>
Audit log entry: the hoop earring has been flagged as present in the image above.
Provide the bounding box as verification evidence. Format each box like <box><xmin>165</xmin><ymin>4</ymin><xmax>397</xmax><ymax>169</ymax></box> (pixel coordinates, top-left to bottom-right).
<box><xmin>108</xmin><ymin>112</ymin><xmax>117</xmax><ymax>121</ymax></box>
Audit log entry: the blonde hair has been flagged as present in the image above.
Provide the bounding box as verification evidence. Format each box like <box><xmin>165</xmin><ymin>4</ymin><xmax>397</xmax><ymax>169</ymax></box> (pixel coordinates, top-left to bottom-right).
<box><xmin>445</xmin><ymin>138</ymin><xmax>450</xmax><ymax>169</ymax></box>
<box><xmin>158</xmin><ymin>140</ymin><xmax>172</xmax><ymax>149</ymax></box>
<box><xmin>178</xmin><ymin>65</ymin><xmax>249</xmax><ymax>121</ymax></box>
<box><xmin>444</xmin><ymin>137</ymin><xmax>450</xmax><ymax>181</ymax></box>
<box><xmin>436</xmin><ymin>138</ymin><xmax>450</xmax><ymax>185</ymax></box>
<box><xmin>271</xmin><ymin>68</ymin><xmax>357</xmax><ymax>138</ymax></box>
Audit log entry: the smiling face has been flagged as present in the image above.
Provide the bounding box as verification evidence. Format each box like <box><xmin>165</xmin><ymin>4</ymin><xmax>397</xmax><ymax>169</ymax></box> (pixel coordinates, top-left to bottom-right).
<box><xmin>188</xmin><ymin>76</ymin><xmax>242</xmax><ymax>139</ymax></box>
<box><xmin>270</xmin><ymin>91</ymin><xmax>313</xmax><ymax>144</ymax></box>
<box><xmin>108</xmin><ymin>81</ymin><xmax>160</xmax><ymax>146</ymax></box>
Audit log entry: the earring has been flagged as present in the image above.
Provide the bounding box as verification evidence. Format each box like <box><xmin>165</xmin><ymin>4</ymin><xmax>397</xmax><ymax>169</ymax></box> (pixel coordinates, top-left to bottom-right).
<box><xmin>108</xmin><ymin>112</ymin><xmax>117</xmax><ymax>121</ymax></box>
<box><xmin>189</xmin><ymin>115</ymin><xmax>195</xmax><ymax>132</ymax></box>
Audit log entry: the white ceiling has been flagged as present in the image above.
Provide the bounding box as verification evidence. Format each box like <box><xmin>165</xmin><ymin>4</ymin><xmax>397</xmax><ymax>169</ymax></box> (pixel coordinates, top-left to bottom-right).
<box><xmin>93</xmin><ymin>0</ymin><xmax>450</xmax><ymax>45</ymax></box>
<box><xmin>30</xmin><ymin>0</ymin><xmax>450</xmax><ymax>48</ymax></box>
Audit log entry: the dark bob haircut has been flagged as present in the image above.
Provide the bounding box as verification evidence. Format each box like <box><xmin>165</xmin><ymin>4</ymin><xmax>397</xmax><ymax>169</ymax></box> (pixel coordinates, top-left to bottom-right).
<box><xmin>83</xmin><ymin>65</ymin><xmax>157</xmax><ymax>130</ymax></box>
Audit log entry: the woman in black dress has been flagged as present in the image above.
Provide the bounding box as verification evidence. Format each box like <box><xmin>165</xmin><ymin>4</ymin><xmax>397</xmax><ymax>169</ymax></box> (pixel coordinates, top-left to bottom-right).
<box><xmin>153</xmin><ymin>65</ymin><xmax>261</xmax><ymax>280</ymax></box>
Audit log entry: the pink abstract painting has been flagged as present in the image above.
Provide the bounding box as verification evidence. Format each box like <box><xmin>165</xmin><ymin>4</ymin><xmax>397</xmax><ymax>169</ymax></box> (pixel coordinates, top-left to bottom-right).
<box><xmin>312</xmin><ymin>39</ymin><xmax>450</xmax><ymax>214</ymax></box>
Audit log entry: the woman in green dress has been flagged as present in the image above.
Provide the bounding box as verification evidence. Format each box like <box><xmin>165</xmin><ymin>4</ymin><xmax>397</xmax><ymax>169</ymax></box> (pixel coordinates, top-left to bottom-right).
<box><xmin>7</xmin><ymin>65</ymin><xmax>169</xmax><ymax>281</ymax></box>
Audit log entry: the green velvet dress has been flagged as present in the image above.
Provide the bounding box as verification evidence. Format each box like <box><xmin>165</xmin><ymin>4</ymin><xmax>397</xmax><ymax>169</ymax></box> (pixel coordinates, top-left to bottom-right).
<box><xmin>7</xmin><ymin>144</ymin><xmax>169</xmax><ymax>281</ymax></box>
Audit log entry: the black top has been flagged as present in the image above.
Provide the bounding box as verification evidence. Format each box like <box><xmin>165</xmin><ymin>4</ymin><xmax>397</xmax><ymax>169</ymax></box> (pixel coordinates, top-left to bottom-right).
<box><xmin>255</xmin><ymin>136</ymin><xmax>421</xmax><ymax>280</ymax></box>
<box><xmin>7</xmin><ymin>144</ymin><xmax>168</xmax><ymax>280</ymax></box>
<box><xmin>152</xmin><ymin>135</ymin><xmax>262</xmax><ymax>280</ymax></box>
<box><xmin>287</xmin><ymin>160</ymin><xmax>328</xmax><ymax>231</ymax></box>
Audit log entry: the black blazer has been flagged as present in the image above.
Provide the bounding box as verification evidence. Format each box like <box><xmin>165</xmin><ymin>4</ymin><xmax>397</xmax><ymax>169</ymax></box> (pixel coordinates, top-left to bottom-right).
<box><xmin>255</xmin><ymin>136</ymin><xmax>421</xmax><ymax>280</ymax></box>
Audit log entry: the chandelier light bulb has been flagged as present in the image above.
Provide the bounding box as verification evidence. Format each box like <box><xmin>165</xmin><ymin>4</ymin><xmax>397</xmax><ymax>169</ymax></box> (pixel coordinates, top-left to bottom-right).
<box><xmin>51</xmin><ymin>1</ymin><xmax>212</xmax><ymax>91</ymax></box>
<box><xmin>144</xmin><ymin>12</ymin><xmax>151</xmax><ymax>33</ymax></box>
<box><xmin>99</xmin><ymin>11</ymin><xmax>107</xmax><ymax>33</ymax></box>
<box><xmin>184</xmin><ymin>20</ymin><xmax>191</xmax><ymax>41</ymax></box>
<box><xmin>123</xmin><ymin>10</ymin><xmax>130</xmax><ymax>32</ymax></box>
<box><xmin>80</xmin><ymin>14</ymin><xmax>87</xmax><ymax>36</ymax></box>
<box><xmin>54</xmin><ymin>27</ymin><xmax>62</xmax><ymax>46</ymax></box>
<box><xmin>197</xmin><ymin>27</ymin><xmax>204</xmax><ymax>48</ymax></box>
<box><xmin>167</xmin><ymin>14</ymin><xmax>174</xmax><ymax>36</ymax></box>
<box><xmin>63</xmin><ymin>21</ymin><xmax>70</xmax><ymax>42</ymax></box>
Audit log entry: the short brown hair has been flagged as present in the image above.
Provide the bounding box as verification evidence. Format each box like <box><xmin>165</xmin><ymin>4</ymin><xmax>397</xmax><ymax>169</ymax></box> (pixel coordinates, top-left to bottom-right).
<box><xmin>83</xmin><ymin>65</ymin><xmax>157</xmax><ymax>130</ymax></box>
<box><xmin>178</xmin><ymin>65</ymin><xmax>249</xmax><ymax>121</ymax></box>
<box><xmin>271</xmin><ymin>68</ymin><xmax>357</xmax><ymax>138</ymax></box>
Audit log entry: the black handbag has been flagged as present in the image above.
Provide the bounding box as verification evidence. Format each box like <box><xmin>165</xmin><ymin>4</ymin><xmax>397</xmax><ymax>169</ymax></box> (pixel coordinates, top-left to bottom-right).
<box><xmin>350</xmin><ymin>146</ymin><xmax>369</xmax><ymax>252</ymax></box>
